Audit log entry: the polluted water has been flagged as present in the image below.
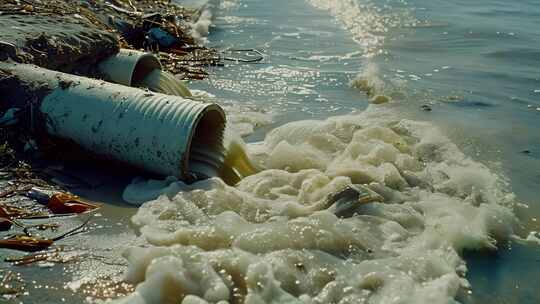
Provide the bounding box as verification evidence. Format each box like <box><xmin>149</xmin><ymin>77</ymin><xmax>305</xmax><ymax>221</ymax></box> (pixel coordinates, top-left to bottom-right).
<box><xmin>116</xmin><ymin>104</ymin><xmax>518</xmax><ymax>304</ymax></box>
<box><xmin>137</xmin><ymin>68</ymin><xmax>258</xmax><ymax>185</ymax></box>
<box><xmin>138</xmin><ymin>69</ymin><xmax>193</xmax><ymax>98</ymax></box>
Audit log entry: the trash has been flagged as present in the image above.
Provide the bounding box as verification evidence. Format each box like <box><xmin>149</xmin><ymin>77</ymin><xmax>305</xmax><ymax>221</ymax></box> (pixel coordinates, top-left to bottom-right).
<box><xmin>221</xmin><ymin>48</ymin><xmax>265</xmax><ymax>63</ymax></box>
<box><xmin>26</xmin><ymin>187</ymin><xmax>54</xmax><ymax>204</ymax></box>
<box><xmin>0</xmin><ymin>235</ymin><xmax>54</xmax><ymax>252</ymax></box>
<box><xmin>421</xmin><ymin>104</ymin><xmax>432</xmax><ymax>111</ymax></box>
<box><xmin>146</xmin><ymin>28</ymin><xmax>179</xmax><ymax>48</ymax></box>
<box><xmin>0</xmin><ymin>216</ymin><xmax>91</xmax><ymax>252</ymax></box>
<box><xmin>327</xmin><ymin>185</ymin><xmax>384</xmax><ymax>218</ymax></box>
<box><xmin>46</xmin><ymin>193</ymin><xmax>99</xmax><ymax>215</ymax></box>
<box><xmin>0</xmin><ymin>203</ymin><xmax>46</xmax><ymax>221</ymax></box>
<box><xmin>28</xmin><ymin>186</ymin><xmax>99</xmax><ymax>215</ymax></box>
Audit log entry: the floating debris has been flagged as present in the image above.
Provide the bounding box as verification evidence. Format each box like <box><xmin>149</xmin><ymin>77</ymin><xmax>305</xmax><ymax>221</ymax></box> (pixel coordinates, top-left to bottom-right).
<box><xmin>421</xmin><ymin>104</ymin><xmax>432</xmax><ymax>111</ymax></box>
<box><xmin>327</xmin><ymin>184</ymin><xmax>384</xmax><ymax>218</ymax></box>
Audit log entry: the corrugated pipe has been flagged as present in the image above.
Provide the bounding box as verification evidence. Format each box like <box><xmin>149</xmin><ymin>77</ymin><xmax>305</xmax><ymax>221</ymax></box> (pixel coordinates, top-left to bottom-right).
<box><xmin>97</xmin><ymin>49</ymin><xmax>192</xmax><ymax>98</ymax></box>
<box><xmin>0</xmin><ymin>63</ymin><xmax>225</xmax><ymax>181</ymax></box>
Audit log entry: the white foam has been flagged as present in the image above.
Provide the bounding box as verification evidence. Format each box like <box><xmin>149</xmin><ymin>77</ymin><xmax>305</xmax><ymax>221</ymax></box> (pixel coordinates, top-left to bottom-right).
<box><xmin>189</xmin><ymin>8</ymin><xmax>213</xmax><ymax>44</ymax></box>
<box><xmin>113</xmin><ymin>106</ymin><xmax>518</xmax><ymax>303</ymax></box>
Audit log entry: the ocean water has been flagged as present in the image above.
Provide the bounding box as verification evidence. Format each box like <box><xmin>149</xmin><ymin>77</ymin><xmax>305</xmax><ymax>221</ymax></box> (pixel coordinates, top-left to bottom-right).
<box><xmin>106</xmin><ymin>0</ymin><xmax>540</xmax><ymax>303</ymax></box>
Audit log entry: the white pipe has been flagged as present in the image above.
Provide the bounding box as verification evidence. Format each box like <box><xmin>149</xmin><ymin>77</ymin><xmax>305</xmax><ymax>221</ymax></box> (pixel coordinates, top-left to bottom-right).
<box><xmin>98</xmin><ymin>49</ymin><xmax>192</xmax><ymax>98</ymax></box>
<box><xmin>97</xmin><ymin>49</ymin><xmax>161</xmax><ymax>87</ymax></box>
<box><xmin>3</xmin><ymin>63</ymin><xmax>225</xmax><ymax>181</ymax></box>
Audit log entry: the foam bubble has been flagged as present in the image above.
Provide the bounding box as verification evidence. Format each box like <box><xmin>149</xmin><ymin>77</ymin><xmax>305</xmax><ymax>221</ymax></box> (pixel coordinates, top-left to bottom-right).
<box><xmin>114</xmin><ymin>106</ymin><xmax>517</xmax><ymax>304</ymax></box>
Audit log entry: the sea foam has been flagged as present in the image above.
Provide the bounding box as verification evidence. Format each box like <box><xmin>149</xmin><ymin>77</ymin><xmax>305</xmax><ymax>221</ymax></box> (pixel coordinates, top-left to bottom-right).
<box><xmin>113</xmin><ymin>105</ymin><xmax>517</xmax><ymax>304</ymax></box>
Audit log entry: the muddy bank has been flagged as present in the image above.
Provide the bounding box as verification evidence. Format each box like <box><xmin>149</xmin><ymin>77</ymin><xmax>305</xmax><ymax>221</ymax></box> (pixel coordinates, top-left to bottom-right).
<box><xmin>0</xmin><ymin>0</ymin><xmax>217</xmax><ymax>77</ymax></box>
<box><xmin>0</xmin><ymin>1</ymin><xmax>222</xmax><ymax>302</ymax></box>
<box><xmin>0</xmin><ymin>1</ymin><xmax>118</xmax><ymax>73</ymax></box>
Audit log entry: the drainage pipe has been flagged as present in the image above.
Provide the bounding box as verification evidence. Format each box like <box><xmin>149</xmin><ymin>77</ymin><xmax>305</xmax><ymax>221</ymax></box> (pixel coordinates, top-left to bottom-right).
<box><xmin>0</xmin><ymin>63</ymin><xmax>225</xmax><ymax>181</ymax></box>
<box><xmin>97</xmin><ymin>49</ymin><xmax>192</xmax><ymax>97</ymax></box>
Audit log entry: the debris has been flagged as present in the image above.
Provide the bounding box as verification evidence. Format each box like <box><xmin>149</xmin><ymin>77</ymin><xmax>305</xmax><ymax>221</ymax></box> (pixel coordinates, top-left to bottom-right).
<box><xmin>0</xmin><ymin>216</ymin><xmax>91</xmax><ymax>252</ymax></box>
<box><xmin>5</xmin><ymin>247</ymin><xmax>79</xmax><ymax>266</ymax></box>
<box><xmin>221</xmin><ymin>48</ymin><xmax>265</xmax><ymax>63</ymax></box>
<box><xmin>0</xmin><ymin>203</ymin><xmax>46</xmax><ymax>220</ymax></box>
<box><xmin>327</xmin><ymin>185</ymin><xmax>384</xmax><ymax>218</ymax></box>
<box><xmin>0</xmin><ymin>270</ymin><xmax>25</xmax><ymax>300</ymax></box>
<box><xmin>26</xmin><ymin>187</ymin><xmax>53</xmax><ymax>204</ymax></box>
<box><xmin>421</xmin><ymin>104</ymin><xmax>432</xmax><ymax>111</ymax></box>
<box><xmin>0</xmin><ymin>205</ymin><xmax>13</xmax><ymax>230</ymax></box>
<box><xmin>146</xmin><ymin>28</ymin><xmax>178</xmax><ymax>48</ymax></box>
<box><xmin>0</xmin><ymin>235</ymin><xmax>54</xmax><ymax>252</ymax></box>
<box><xmin>46</xmin><ymin>193</ymin><xmax>99</xmax><ymax>215</ymax></box>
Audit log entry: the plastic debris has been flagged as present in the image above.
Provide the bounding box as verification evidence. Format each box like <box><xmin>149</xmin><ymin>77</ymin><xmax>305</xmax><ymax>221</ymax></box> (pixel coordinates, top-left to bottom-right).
<box><xmin>46</xmin><ymin>193</ymin><xmax>99</xmax><ymax>215</ymax></box>
<box><xmin>26</xmin><ymin>187</ymin><xmax>53</xmax><ymax>204</ymax></box>
<box><xmin>221</xmin><ymin>48</ymin><xmax>265</xmax><ymax>63</ymax></box>
<box><xmin>0</xmin><ymin>216</ymin><xmax>91</xmax><ymax>252</ymax></box>
<box><xmin>0</xmin><ymin>235</ymin><xmax>54</xmax><ymax>252</ymax></box>
<box><xmin>327</xmin><ymin>184</ymin><xmax>384</xmax><ymax>218</ymax></box>
<box><xmin>146</xmin><ymin>27</ymin><xmax>178</xmax><ymax>48</ymax></box>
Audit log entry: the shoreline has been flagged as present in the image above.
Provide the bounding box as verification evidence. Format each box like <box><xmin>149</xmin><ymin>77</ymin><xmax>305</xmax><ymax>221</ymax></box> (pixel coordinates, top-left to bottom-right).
<box><xmin>1</xmin><ymin>1</ymin><xmax>219</xmax><ymax>302</ymax></box>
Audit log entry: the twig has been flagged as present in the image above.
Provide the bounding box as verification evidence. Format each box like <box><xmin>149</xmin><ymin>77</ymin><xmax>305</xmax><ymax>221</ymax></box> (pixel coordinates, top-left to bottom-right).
<box><xmin>51</xmin><ymin>215</ymin><xmax>92</xmax><ymax>241</ymax></box>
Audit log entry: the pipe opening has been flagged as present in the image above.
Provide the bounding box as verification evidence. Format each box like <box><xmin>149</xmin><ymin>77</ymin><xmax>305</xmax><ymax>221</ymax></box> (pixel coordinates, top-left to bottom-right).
<box><xmin>188</xmin><ymin>106</ymin><xmax>226</xmax><ymax>180</ymax></box>
<box><xmin>131</xmin><ymin>54</ymin><xmax>161</xmax><ymax>85</ymax></box>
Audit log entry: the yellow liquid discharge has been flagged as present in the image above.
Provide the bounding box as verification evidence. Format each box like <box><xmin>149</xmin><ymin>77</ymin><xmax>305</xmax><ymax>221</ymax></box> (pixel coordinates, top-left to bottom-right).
<box><xmin>219</xmin><ymin>139</ymin><xmax>259</xmax><ymax>185</ymax></box>
<box><xmin>138</xmin><ymin>69</ymin><xmax>192</xmax><ymax>98</ymax></box>
<box><xmin>138</xmin><ymin>68</ymin><xmax>258</xmax><ymax>185</ymax></box>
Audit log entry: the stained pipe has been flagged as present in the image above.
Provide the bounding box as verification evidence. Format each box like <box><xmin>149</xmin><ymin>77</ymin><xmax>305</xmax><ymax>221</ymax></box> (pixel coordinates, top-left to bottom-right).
<box><xmin>97</xmin><ymin>49</ymin><xmax>192</xmax><ymax>97</ymax></box>
<box><xmin>0</xmin><ymin>63</ymin><xmax>225</xmax><ymax>181</ymax></box>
